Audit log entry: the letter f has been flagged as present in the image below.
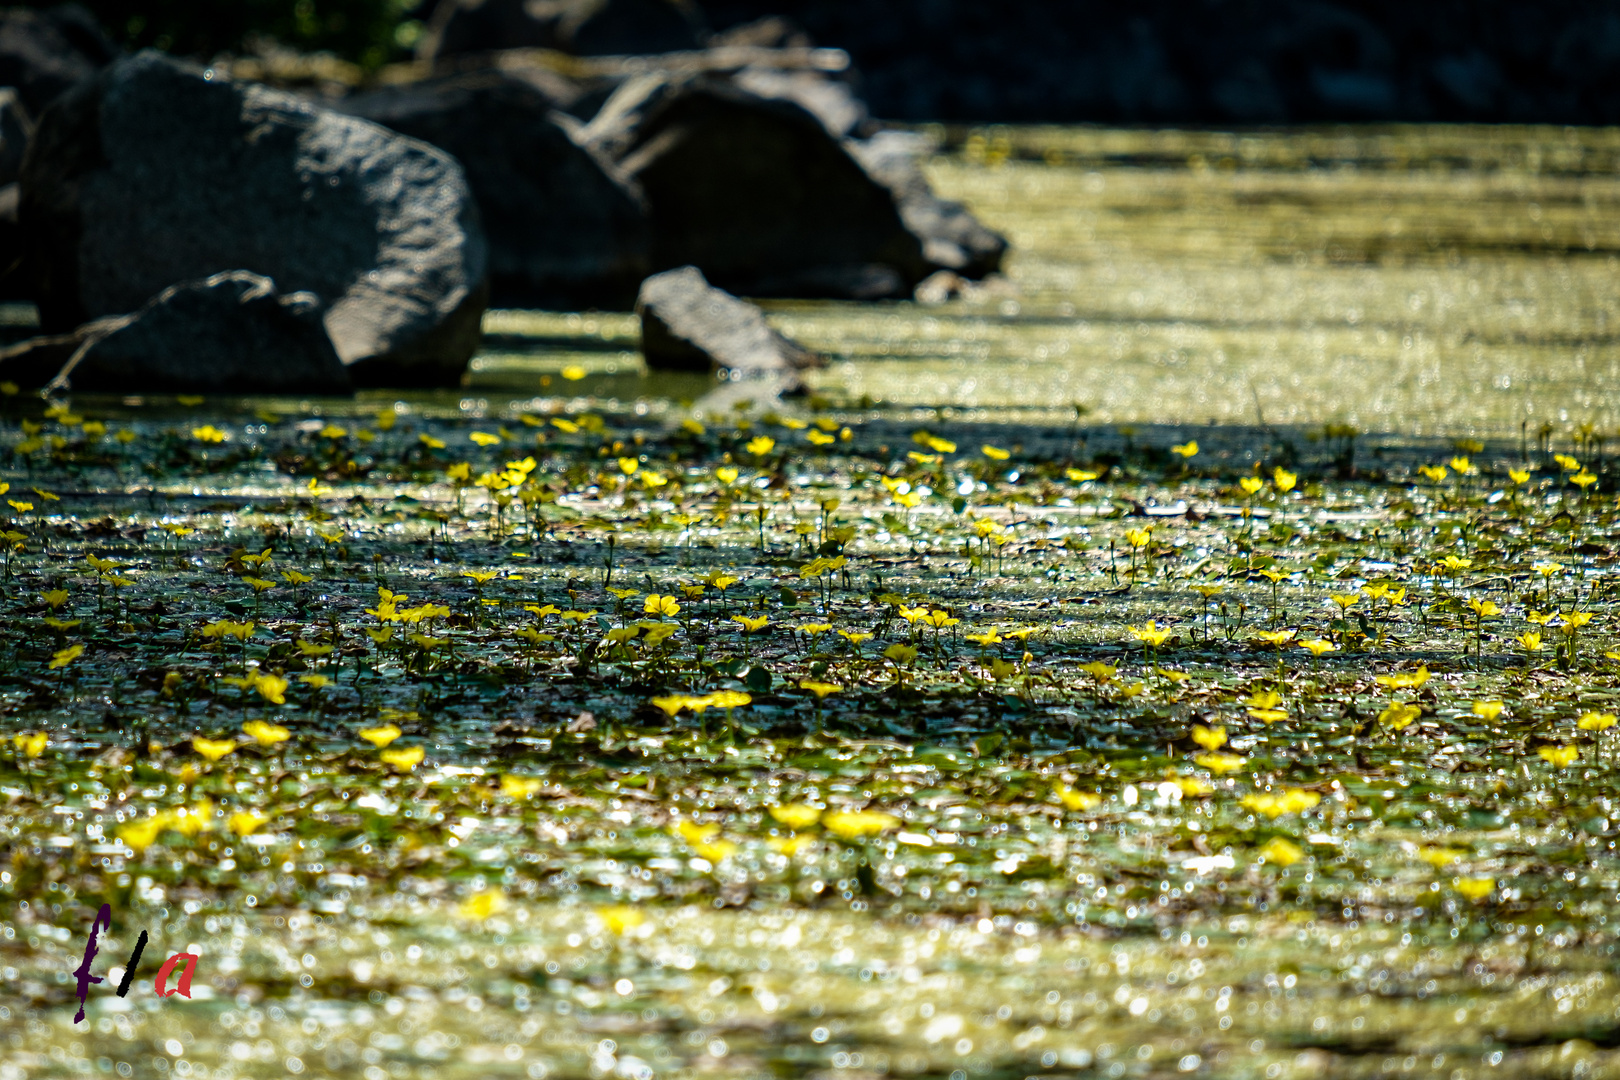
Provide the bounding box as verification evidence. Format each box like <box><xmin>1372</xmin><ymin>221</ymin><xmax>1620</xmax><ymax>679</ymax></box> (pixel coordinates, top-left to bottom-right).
<box><xmin>73</xmin><ymin>904</ymin><xmax>112</xmax><ymax>1023</ymax></box>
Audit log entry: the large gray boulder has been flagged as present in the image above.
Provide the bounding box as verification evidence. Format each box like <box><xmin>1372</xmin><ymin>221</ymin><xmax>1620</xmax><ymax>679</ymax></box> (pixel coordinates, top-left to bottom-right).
<box><xmin>341</xmin><ymin>70</ymin><xmax>648</xmax><ymax>309</ymax></box>
<box><xmin>638</xmin><ymin>265</ymin><xmax>817</xmax><ymax>380</ymax></box>
<box><xmin>584</xmin><ymin>76</ymin><xmax>931</xmax><ymax>299</ymax></box>
<box><xmin>0</xmin><ymin>271</ymin><xmax>351</xmax><ymax>394</ymax></box>
<box><xmin>421</xmin><ymin>0</ymin><xmax>705</xmax><ymax>61</ymax></box>
<box><xmin>19</xmin><ymin>51</ymin><xmax>489</xmax><ymax>387</ymax></box>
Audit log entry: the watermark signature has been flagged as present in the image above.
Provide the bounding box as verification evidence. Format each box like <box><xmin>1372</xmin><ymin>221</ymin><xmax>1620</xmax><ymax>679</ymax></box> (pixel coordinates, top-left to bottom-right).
<box><xmin>73</xmin><ymin>905</ymin><xmax>201</xmax><ymax>1023</ymax></box>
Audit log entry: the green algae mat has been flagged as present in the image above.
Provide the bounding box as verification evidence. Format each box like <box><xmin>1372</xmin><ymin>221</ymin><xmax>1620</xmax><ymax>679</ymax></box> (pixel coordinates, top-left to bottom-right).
<box><xmin>3</xmin><ymin>125</ymin><xmax>1620</xmax><ymax>1080</ymax></box>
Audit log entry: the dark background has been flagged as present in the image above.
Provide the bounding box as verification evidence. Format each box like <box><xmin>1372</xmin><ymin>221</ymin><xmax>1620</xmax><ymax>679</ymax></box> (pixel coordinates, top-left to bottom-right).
<box><xmin>18</xmin><ymin>0</ymin><xmax>1620</xmax><ymax>124</ymax></box>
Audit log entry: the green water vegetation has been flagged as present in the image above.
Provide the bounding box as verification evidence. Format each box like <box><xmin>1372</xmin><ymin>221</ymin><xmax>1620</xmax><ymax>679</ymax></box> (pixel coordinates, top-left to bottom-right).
<box><xmin>2</xmin><ymin>126</ymin><xmax>1620</xmax><ymax>1079</ymax></box>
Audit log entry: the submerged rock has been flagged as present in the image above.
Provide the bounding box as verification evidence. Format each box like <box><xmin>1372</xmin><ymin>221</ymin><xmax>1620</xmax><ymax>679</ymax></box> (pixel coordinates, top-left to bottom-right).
<box><xmin>20</xmin><ymin>50</ymin><xmax>488</xmax><ymax>387</ymax></box>
<box><xmin>421</xmin><ymin>0</ymin><xmax>706</xmax><ymax>61</ymax></box>
<box><xmin>585</xmin><ymin>76</ymin><xmax>929</xmax><ymax>299</ymax></box>
<box><xmin>0</xmin><ymin>271</ymin><xmax>350</xmax><ymax>395</ymax></box>
<box><xmin>637</xmin><ymin>264</ymin><xmax>817</xmax><ymax>381</ymax></box>
<box><xmin>342</xmin><ymin>70</ymin><xmax>649</xmax><ymax>309</ymax></box>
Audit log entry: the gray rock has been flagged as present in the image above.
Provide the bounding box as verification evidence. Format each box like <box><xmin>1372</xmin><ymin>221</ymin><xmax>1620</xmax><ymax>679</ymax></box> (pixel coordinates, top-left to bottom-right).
<box><xmin>422</xmin><ymin>0</ymin><xmax>705</xmax><ymax>61</ymax></box>
<box><xmin>587</xmin><ymin>76</ymin><xmax>929</xmax><ymax>299</ymax></box>
<box><xmin>0</xmin><ymin>271</ymin><xmax>351</xmax><ymax>394</ymax></box>
<box><xmin>0</xmin><ymin>3</ymin><xmax>115</xmax><ymax>117</ymax></box>
<box><xmin>20</xmin><ymin>51</ymin><xmax>488</xmax><ymax>387</ymax></box>
<box><xmin>637</xmin><ymin>265</ymin><xmax>817</xmax><ymax>382</ymax></box>
<box><xmin>341</xmin><ymin>70</ymin><xmax>648</xmax><ymax>309</ymax></box>
<box><xmin>847</xmin><ymin>131</ymin><xmax>1006</xmax><ymax>279</ymax></box>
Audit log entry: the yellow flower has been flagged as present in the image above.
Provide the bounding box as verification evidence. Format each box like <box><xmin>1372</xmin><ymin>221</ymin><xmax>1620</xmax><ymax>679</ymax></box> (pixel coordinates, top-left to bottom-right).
<box><xmin>598</xmin><ymin>906</ymin><xmax>646</xmax><ymax>935</ymax></box>
<box><xmin>1259</xmin><ymin>837</ymin><xmax>1304</xmax><ymax>867</ymax></box>
<box><xmin>1124</xmin><ymin>527</ymin><xmax>1151</xmax><ymax>549</ymax></box>
<box><xmin>1253</xmin><ymin>629</ymin><xmax>1296</xmax><ymax>647</ymax></box>
<box><xmin>1468</xmin><ymin>599</ymin><xmax>1501</xmax><ymax>618</ymax></box>
<box><xmin>458</xmin><ymin>890</ymin><xmax>507</xmax><ymax>920</ymax></box>
<box><xmin>800</xmin><ymin>680</ymin><xmax>841</xmax><ymax>698</ymax></box>
<box><xmin>1538</xmin><ymin>744</ymin><xmax>1578</xmax><ymax>767</ymax></box>
<box><xmin>1127</xmin><ymin>621</ymin><xmax>1172</xmax><ymax>648</ymax></box>
<box><xmin>1240</xmin><ymin>789</ymin><xmax>1321</xmax><ymax>818</ymax></box>
<box><xmin>1516</xmin><ymin>632</ymin><xmax>1543</xmax><ymax>652</ymax></box>
<box><xmin>1452</xmin><ymin>877</ymin><xmax>1495</xmax><ymax>901</ymax></box>
<box><xmin>500</xmin><ymin>775</ymin><xmax>545</xmax><ymax>798</ymax></box>
<box><xmin>674</xmin><ymin>820</ymin><xmax>737</xmax><ymax>862</ymax></box>
<box><xmin>714</xmin><ymin>467</ymin><xmax>740</xmax><ymax>485</ymax></box>
<box><xmin>1247</xmin><ymin>708</ymin><xmax>1288</xmax><ymax>724</ymax></box>
<box><xmin>117</xmin><ymin>815</ymin><xmax>169</xmax><ymax>852</ymax></box>
<box><xmin>192</xmin><ymin>736</ymin><xmax>237</xmax><ymax>762</ymax></box>
<box><xmin>1191</xmin><ymin>725</ymin><xmax>1226</xmax><ymax>751</ymax></box>
<box><xmin>1194</xmin><ymin>752</ymin><xmax>1245</xmax><ymax>775</ymax></box>
<box><xmin>1578</xmin><ymin>712</ymin><xmax>1617</xmax><ymax>731</ymax></box>
<box><xmin>561</xmin><ymin>364</ymin><xmax>587</xmax><ymax>381</ymax></box>
<box><xmin>1299</xmin><ymin>639</ymin><xmax>1337</xmax><ymax>658</ymax></box>
<box><xmin>191</xmin><ymin>425</ymin><xmax>228</xmax><ymax>443</ymax></box>
<box><xmin>981</xmin><ymin>445</ymin><xmax>1010</xmax><ymax>461</ymax></box>
<box><xmin>1066</xmin><ymin>468</ymin><xmax>1100</xmax><ymax>483</ymax></box>
<box><xmin>359</xmin><ymin>724</ymin><xmax>403</xmax><ymax>748</ymax></box>
<box><xmin>300</xmin><ymin>674</ymin><xmax>332</xmax><ymax>689</ymax></box>
<box><xmin>732</xmin><ymin>614</ymin><xmax>769</xmax><ymax>632</ymax></box>
<box><xmin>838</xmin><ymin>630</ymin><xmax>873</xmax><ymax>646</ymax></box>
<box><xmin>1571</xmin><ymin>470</ymin><xmax>1598</xmax><ymax>489</ymax></box>
<box><xmin>644</xmin><ymin>594</ymin><xmax>680</xmax><ymax>617</ymax></box>
<box><xmin>241</xmin><ymin>720</ymin><xmax>290</xmax><ymax>747</ymax></box>
<box><xmin>745</xmin><ymin>435</ymin><xmax>776</xmax><ymax>456</ymax></box>
<box><xmin>469</xmin><ymin>431</ymin><xmax>502</xmax><ymax>446</ymax></box>
<box><xmin>380</xmin><ymin>746</ymin><xmax>425</xmax><ymax>771</ymax></box>
<box><xmin>1239</xmin><ymin>476</ymin><xmax>1264</xmax><ymax>495</ymax></box>
<box><xmin>1272</xmin><ymin>467</ymin><xmax>1297</xmax><ymax>492</ymax></box>
<box><xmin>1329</xmin><ymin>593</ymin><xmax>1360</xmax><ymax>611</ymax></box>
<box><xmin>769</xmin><ymin>804</ymin><xmax>823</xmax><ymax>829</ymax></box>
<box><xmin>700</xmin><ymin>690</ymin><xmax>751</xmax><ymax>711</ymax></box>
<box><xmin>40</xmin><ymin>589</ymin><xmax>68</xmax><ymax>609</ymax></box>
<box><xmin>1418</xmin><ymin>464</ymin><xmax>1448</xmax><ymax>482</ymax></box>
<box><xmin>12</xmin><ymin>732</ymin><xmax>46</xmax><ymax>758</ymax></box>
<box><xmin>1375</xmin><ymin>666</ymin><xmax>1429</xmax><ymax>689</ymax></box>
<box><xmin>1379</xmin><ymin>702</ymin><xmax>1422</xmax><ymax>730</ymax></box>
<box><xmin>1471</xmin><ymin>700</ymin><xmax>1504</xmax><ymax>722</ymax></box>
<box><xmin>228</xmin><ymin>811</ymin><xmax>268</xmax><ymax>837</ymax></box>
<box><xmin>253</xmin><ymin>674</ymin><xmax>289</xmax><ymax>705</ymax></box>
<box><xmin>1053</xmin><ymin>784</ymin><xmax>1101</xmax><ymax>811</ymax></box>
<box><xmin>1416</xmin><ymin>846</ymin><xmax>1463</xmax><ymax>869</ymax></box>
<box><xmin>48</xmin><ymin>644</ymin><xmax>84</xmax><ymax>669</ymax></box>
<box><xmin>823</xmin><ymin>810</ymin><xmax>901</xmax><ymax>838</ymax></box>
<box><xmin>1171</xmin><ymin>441</ymin><xmax>1198</xmax><ymax>458</ymax></box>
<box><xmin>1508</xmin><ymin>468</ymin><xmax>1531</xmax><ymax>484</ymax></box>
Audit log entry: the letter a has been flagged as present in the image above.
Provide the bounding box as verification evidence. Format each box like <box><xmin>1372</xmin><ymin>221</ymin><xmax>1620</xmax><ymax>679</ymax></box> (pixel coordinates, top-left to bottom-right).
<box><xmin>153</xmin><ymin>952</ymin><xmax>199</xmax><ymax>999</ymax></box>
<box><xmin>73</xmin><ymin>904</ymin><xmax>112</xmax><ymax>1023</ymax></box>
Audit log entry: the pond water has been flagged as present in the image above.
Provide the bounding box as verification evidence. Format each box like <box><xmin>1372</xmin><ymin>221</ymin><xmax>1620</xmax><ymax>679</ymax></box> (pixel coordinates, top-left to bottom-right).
<box><xmin>466</xmin><ymin>124</ymin><xmax>1620</xmax><ymax>439</ymax></box>
<box><xmin>3</xmin><ymin>125</ymin><xmax>1620</xmax><ymax>1080</ymax></box>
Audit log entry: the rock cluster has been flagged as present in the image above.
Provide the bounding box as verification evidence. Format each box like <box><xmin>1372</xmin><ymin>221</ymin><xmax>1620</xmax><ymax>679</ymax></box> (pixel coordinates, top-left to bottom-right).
<box><xmin>0</xmin><ymin>0</ymin><xmax>1007</xmax><ymax>395</ymax></box>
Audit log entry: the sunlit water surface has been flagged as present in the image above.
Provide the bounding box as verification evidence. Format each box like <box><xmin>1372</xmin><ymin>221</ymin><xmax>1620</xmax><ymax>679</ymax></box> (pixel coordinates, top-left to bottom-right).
<box><xmin>6</xmin><ymin>126</ymin><xmax>1620</xmax><ymax>1080</ymax></box>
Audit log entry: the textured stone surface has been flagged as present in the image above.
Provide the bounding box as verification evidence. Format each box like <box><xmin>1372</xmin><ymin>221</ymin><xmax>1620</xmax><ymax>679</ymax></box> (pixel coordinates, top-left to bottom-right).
<box><xmin>342</xmin><ymin>70</ymin><xmax>648</xmax><ymax>309</ymax></box>
<box><xmin>637</xmin><ymin>264</ymin><xmax>815</xmax><ymax>377</ymax></box>
<box><xmin>586</xmin><ymin>76</ymin><xmax>928</xmax><ymax>299</ymax></box>
<box><xmin>0</xmin><ymin>271</ymin><xmax>351</xmax><ymax>394</ymax></box>
<box><xmin>20</xmin><ymin>50</ymin><xmax>488</xmax><ymax>387</ymax></box>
